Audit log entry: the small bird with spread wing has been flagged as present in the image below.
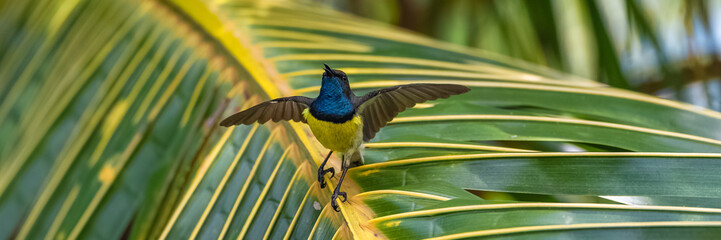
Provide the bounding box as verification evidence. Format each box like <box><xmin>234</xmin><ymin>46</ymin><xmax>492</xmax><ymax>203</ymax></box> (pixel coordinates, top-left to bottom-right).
<box><xmin>220</xmin><ymin>64</ymin><xmax>470</xmax><ymax>211</ymax></box>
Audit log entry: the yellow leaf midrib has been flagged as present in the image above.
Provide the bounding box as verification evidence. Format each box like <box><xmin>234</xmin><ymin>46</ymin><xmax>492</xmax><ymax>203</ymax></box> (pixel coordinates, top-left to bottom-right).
<box><xmin>161</xmin><ymin>0</ymin><xmax>377</xmax><ymax>239</ymax></box>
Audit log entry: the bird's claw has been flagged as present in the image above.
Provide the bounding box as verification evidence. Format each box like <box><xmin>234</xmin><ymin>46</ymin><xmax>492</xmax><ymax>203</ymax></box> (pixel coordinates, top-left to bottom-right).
<box><xmin>331</xmin><ymin>200</ymin><xmax>340</xmax><ymax>212</ymax></box>
<box><xmin>331</xmin><ymin>191</ymin><xmax>347</xmax><ymax>212</ymax></box>
<box><xmin>317</xmin><ymin>167</ymin><xmax>335</xmax><ymax>188</ymax></box>
<box><xmin>337</xmin><ymin>192</ymin><xmax>347</xmax><ymax>202</ymax></box>
<box><xmin>325</xmin><ymin>167</ymin><xmax>335</xmax><ymax>178</ymax></box>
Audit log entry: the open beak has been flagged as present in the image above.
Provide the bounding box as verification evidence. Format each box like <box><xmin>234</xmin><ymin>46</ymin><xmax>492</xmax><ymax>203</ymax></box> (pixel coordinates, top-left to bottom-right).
<box><xmin>323</xmin><ymin>64</ymin><xmax>334</xmax><ymax>76</ymax></box>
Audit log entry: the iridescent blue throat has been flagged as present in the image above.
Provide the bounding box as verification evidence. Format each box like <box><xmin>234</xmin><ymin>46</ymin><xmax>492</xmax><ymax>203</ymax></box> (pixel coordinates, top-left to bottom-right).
<box><xmin>309</xmin><ymin>77</ymin><xmax>355</xmax><ymax>123</ymax></box>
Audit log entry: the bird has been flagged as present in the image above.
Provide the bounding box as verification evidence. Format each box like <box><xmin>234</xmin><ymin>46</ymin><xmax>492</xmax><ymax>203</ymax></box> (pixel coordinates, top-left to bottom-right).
<box><xmin>219</xmin><ymin>64</ymin><xmax>470</xmax><ymax>211</ymax></box>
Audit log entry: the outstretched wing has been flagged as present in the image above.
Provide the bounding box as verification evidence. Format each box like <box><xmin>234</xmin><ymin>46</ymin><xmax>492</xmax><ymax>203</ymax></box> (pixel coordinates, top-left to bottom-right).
<box><xmin>220</xmin><ymin>96</ymin><xmax>314</xmax><ymax>126</ymax></box>
<box><xmin>354</xmin><ymin>83</ymin><xmax>470</xmax><ymax>141</ymax></box>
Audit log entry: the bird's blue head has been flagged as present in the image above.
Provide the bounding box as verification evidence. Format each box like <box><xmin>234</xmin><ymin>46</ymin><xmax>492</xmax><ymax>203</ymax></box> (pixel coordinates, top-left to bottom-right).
<box><xmin>311</xmin><ymin>64</ymin><xmax>355</xmax><ymax>121</ymax></box>
<box><xmin>320</xmin><ymin>64</ymin><xmax>352</xmax><ymax>97</ymax></box>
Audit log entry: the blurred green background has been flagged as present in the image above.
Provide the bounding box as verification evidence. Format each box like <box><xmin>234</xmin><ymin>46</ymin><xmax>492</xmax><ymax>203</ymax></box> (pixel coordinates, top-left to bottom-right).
<box><xmin>320</xmin><ymin>0</ymin><xmax>721</xmax><ymax>109</ymax></box>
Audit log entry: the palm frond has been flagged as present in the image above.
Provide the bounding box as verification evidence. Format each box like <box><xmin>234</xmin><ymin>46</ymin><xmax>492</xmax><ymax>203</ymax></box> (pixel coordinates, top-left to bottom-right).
<box><xmin>1</xmin><ymin>0</ymin><xmax>721</xmax><ymax>239</ymax></box>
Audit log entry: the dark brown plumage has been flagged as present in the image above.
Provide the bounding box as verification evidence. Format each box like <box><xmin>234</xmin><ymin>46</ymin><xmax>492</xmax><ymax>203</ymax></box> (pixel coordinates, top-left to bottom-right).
<box><xmin>219</xmin><ymin>83</ymin><xmax>470</xmax><ymax>142</ymax></box>
<box><xmin>219</xmin><ymin>96</ymin><xmax>313</xmax><ymax>126</ymax></box>
<box><xmin>353</xmin><ymin>83</ymin><xmax>470</xmax><ymax>141</ymax></box>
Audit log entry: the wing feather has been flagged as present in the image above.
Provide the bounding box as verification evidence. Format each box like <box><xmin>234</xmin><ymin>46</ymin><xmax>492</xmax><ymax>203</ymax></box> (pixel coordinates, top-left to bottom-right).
<box><xmin>401</xmin><ymin>88</ymin><xmax>426</xmax><ymax>102</ymax></box>
<box><xmin>292</xmin><ymin>103</ymin><xmax>303</xmax><ymax>122</ymax></box>
<box><xmin>219</xmin><ymin>96</ymin><xmax>313</xmax><ymax>126</ymax></box>
<box><xmin>368</xmin><ymin>101</ymin><xmax>381</xmax><ymax>132</ymax></box>
<box><xmin>259</xmin><ymin>103</ymin><xmax>276</xmax><ymax>123</ymax></box>
<box><xmin>246</xmin><ymin>106</ymin><xmax>265</xmax><ymax>124</ymax></box>
<box><xmin>355</xmin><ymin>83</ymin><xmax>470</xmax><ymax>141</ymax></box>
<box><xmin>272</xmin><ymin>101</ymin><xmax>285</xmax><ymax>122</ymax></box>
<box><xmin>283</xmin><ymin>101</ymin><xmax>293</xmax><ymax>121</ymax></box>
<box><xmin>390</xmin><ymin>91</ymin><xmax>415</xmax><ymax>108</ymax></box>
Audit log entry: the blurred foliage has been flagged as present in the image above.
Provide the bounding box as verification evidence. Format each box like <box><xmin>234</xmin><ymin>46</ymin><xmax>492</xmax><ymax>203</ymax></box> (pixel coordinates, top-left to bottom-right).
<box><xmin>3</xmin><ymin>0</ymin><xmax>721</xmax><ymax>239</ymax></box>
<box><xmin>325</xmin><ymin>0</ymin><xmax>721</xmax><ymax>110</ymax></box>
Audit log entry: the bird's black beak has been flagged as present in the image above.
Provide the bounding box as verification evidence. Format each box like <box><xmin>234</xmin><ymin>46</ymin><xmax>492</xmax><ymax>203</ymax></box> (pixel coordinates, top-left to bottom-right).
<box><xmin>323</xmin><ymin>64</ymin><xmax>334</xmax><ymax>76</ymax></box>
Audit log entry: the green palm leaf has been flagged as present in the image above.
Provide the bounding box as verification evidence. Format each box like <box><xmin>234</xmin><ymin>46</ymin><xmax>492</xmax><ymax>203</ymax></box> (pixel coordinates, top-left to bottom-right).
<box><xmin>1</xmin><ymin>0</ymin><xmax>721</xmax><ymax>239</ymax></box>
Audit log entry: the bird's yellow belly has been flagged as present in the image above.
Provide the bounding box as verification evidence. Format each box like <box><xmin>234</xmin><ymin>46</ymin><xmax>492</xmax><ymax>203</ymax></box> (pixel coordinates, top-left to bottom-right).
<box><xmin>303</xmin><ymin>109</ymin><xmax>362</xmax><ymax>153</ymax></box>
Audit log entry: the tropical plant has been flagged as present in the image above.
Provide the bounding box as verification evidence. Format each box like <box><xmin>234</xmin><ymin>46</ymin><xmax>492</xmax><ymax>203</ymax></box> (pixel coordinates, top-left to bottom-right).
<box><xmin>1</xmin><ymin>0</ymin><xmax>721</xmax><ymax>239</ymax></box>
<box><xmin>329</xmin><ymin>0</ymin><xmax>721</xmax><ymax>108</ymax></box>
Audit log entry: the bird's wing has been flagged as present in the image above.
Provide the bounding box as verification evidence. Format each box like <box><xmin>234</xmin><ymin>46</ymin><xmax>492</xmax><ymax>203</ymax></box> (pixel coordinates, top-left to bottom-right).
<box><xmin>354</xmin><ymin>83</ymin><xmax>470</xmax><ymax>141</ymax></box>
<box><xmin>219</xmin><ymin>96</ymin><xmax>314</xmax><ymax>126</ymax></box>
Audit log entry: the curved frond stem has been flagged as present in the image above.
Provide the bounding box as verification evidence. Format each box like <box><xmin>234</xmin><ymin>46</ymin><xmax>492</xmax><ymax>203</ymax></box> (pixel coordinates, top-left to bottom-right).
<box><xmin>188</xmin><ymin>125</ymin><xmax>259</xmax><ymax>240</ymax></box>
<box><xmin>354</xmin><ymin>152</ymin><xmax>721</xmax><ymax>171</ymax></box>
<box><xmin>159</xmin><ymin>127</ymin><xmax>235</xmax><ymax>240</ymax></box>
<box><xmin>365</xmin><ymin>142</ymin><xmax>536</xmax><ymax>153</ymax></box>
<box><xmin>389</xmin><ymin>115</ymin><xmax>721</xmax><ymax>147</ymax></box>
<box><xmin>353</xmin><ymin>190</ymin><xmax>451</xmax><ymax>202</ymax></box>
<box><xmin>370</xmin><ymin>202</ymin><xmax>721</xmax><ymax>224</ymax></box>
<box><xmin>425</xmin><ymin>221</ymin><xmax>721</xmax><ymax>240</ymax></box>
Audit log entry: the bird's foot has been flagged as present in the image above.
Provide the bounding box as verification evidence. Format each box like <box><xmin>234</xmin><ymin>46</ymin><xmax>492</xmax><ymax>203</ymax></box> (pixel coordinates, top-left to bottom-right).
<box><xmin>317</xmin><ymin>167</ymin><xmax>335</xmax><ymax>188</ymax></box>
<box><xmin>330</xmin><ymin>189</ymin><xmax>347</xmax><ymax>212</ymax></box>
